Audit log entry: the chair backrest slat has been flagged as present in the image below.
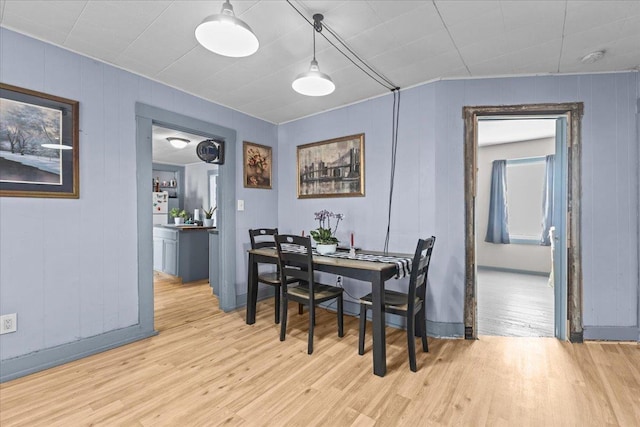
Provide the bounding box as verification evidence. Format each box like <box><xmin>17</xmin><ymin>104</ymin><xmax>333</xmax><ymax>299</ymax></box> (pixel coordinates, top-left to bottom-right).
<box><xmin>249</xmin><ymin>228</ymin><xmax>278</xmax><ymax>249</ymax></box>
<box><xmin>275</xmin><ymin>234</ymin><xmax>315</xmax><ymax>303</ymax></box>
<box><xmin>408</xmin><ymin>236</ymin><xmax>436</xmax><ymax>313</ymax></box>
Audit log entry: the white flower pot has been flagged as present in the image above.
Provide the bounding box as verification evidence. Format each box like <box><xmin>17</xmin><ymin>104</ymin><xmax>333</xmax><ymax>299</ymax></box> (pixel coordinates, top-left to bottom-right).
<box><xmin>174</xmin><ymin>217</ymin><xmax>184</xmax><ymax>225</ymax></box>
<box><xmin>316</xmin><ymin>244</ymin><xmax>337</xmax><ymax>255</ymax></box>
<box><xmin>203</xmin><ymin>218</ymin><xmax>214</xmax><ymax>227</ymax></box>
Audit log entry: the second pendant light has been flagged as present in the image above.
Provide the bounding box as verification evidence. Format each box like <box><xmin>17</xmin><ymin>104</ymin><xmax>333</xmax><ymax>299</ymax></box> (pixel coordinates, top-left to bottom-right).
<box><xmin>292</xmin><ymin>14</ymin><xmax>335</xmax><ymax>97</ymax></box>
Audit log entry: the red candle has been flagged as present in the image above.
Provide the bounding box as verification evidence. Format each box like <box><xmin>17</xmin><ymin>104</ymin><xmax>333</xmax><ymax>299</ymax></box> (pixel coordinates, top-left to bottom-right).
<box><xmin>350</xmin><ymin>232</ymin><xmax>354</xmax><ymax>247</ymax></box>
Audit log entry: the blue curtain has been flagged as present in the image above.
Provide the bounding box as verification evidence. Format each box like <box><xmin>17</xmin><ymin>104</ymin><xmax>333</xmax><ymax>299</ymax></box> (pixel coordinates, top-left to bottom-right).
<box><xmin>540</xmin><ymin>154</ymin><xmax>555</xmax><ymax>246</ymax></box>
<box><xmin>485</xmin><ymin>160</ymin><xmax>510</xmax><ymax>244</ymax></box>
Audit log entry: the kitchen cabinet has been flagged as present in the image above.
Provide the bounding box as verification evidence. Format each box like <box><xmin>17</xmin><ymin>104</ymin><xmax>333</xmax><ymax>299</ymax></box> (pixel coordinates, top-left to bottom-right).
<box><xmin>153</xmin><ymin>237</ymin><xmax>163</xmax><ymax>271</ymax></box>
<box><xmin>153</xmin><ymin>228</ymin><xmax>178</xmax><ymax>276</ymax></box>
<box><xmin>163</xmin><ymin>239</ymin><xmax>178</xmax><ymax>276</ymax></box>
<box><xmin>153</xmin><ymin>225</ymin><xmax>211</xmax><ymax>282</ymax></box>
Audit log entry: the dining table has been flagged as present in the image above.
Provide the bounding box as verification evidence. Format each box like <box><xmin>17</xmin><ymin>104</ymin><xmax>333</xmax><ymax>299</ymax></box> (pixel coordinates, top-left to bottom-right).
<box><xmin>246</xmin><ymin>246</ymin><xmax>412</xmax><ymax>377</ymax></box>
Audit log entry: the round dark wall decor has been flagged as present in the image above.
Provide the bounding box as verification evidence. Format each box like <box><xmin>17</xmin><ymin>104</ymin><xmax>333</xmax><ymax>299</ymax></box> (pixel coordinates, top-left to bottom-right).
<box><xmin>196</xmin><ymin>139</ymin><xmax>225</xmax><ymax>164</ymax></box>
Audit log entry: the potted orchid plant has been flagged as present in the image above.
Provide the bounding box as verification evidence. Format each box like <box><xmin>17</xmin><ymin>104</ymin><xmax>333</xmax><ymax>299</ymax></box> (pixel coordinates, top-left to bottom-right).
<box><xmin>310</xmin><ymin>210</ymin><xmax>343</xmax><ymax>254</ymax></box>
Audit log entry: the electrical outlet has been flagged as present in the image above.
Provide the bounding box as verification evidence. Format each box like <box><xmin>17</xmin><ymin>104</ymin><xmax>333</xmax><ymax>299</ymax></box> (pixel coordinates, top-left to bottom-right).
<box><xmin>336</xmin><ymin>276</ymin><xmax>342</xmax><ymax>286</ymax></box>
<box><xmin>0</xmin><ymin>313</ymin><xmax>17</xmax><ymax>334</ymax></box>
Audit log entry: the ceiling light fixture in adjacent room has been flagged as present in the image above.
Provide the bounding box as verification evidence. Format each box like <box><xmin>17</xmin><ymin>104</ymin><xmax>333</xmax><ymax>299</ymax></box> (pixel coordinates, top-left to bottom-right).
<box><xmin>292</xmin><ymin>14</ymin><xmax>335</xmax><ymax>97</ymax></box>
<box><xmin>167</xmin><ymin>137</ymin><xmax>190</xmax><ymax>149</ymax></box>
<box><xmin>195</xmin><ymin>0</ymin><xmax>259</xmax><ymax>58</ymax></box>
<box><xmin>580</xmin><ymin>50</ymin><xmax>605</xmax><ymax>64</ymax></box>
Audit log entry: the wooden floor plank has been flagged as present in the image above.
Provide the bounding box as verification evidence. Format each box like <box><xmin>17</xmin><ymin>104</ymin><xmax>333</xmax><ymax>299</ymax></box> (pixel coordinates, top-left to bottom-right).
<box><xmin>478</xmin><ymin>269</ymin><xmax>554</xmax><ymax>337</ymax></box>
<box><xmin>0</xmin><ymin>274</ymin><xmax>638</xmax><ymax>426</ymax></box>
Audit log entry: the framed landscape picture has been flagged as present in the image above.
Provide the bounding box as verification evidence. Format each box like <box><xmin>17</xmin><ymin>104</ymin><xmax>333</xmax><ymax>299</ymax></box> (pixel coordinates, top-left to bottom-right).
<box><xmin>0</xmin><ymin>83</ymin><xmax>79</xmax><ymax>198</ymax></box>
<box><xmin>297</xmin><ymin>133</ymin><xmax>365</xmax><ymax>198</ymax></box>
<box><xmin>243</xmin><ymin>141</ymin><xmax>272</xmax><ymax>189</ymax></box>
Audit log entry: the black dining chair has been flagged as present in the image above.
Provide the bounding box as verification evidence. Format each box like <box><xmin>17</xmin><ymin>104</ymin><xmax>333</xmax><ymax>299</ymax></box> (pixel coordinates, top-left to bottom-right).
<box><xmin>358</xmin><ymin>236</ymin><xmax>435</xmax><ymax>372</ymax></box>
<box><xmin>275</xmin><ymin>234</ymin><xmax>344</xmax><ymax>355</ymax></box>
<box><xmin>248</xmin><ymin>228</ymin><xmax>299</xmax><ymax>324</ymax></box>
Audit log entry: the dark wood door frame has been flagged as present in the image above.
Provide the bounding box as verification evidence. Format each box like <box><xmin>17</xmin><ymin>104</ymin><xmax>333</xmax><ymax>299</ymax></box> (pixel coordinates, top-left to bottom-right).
<box><xmin>463</xmin><ymin>103</ymin><xmax>584</xmax><ymax>342</ymax></box>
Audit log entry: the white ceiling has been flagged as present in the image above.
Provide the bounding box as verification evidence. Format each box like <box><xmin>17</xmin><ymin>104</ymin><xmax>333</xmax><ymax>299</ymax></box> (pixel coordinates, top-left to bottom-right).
<box><xmin>152</xmin><ymin>124</ymin><xmax>210</xmax><ymax>165</ymax></box>
<box><xmin>1</xmin><ymin>1</ymin><xmax>639</xmax><ymax>125</ymax></box>
<box><xmin>478</xmin><ymin>118</ymin><xmax>556</xmax><ymax>146</ymax></box>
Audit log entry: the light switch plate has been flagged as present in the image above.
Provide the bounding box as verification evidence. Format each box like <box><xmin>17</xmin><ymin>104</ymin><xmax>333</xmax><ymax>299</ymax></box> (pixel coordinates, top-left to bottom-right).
<box><xmin>237</xmin><ymin>200</ymin><xmax>244</xmax><ymax>211</ymax></box>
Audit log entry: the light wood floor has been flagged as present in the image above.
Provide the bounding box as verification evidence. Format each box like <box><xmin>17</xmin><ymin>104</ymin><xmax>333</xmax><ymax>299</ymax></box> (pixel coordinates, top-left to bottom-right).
<box><xmin>1</xmin><ymin>273</ymin><xmax>639</xmax><ymax>426</ymax></box>
<box><xmin>477</xmin><ymin>269</ymin><xmax>554</xmax><ymax>337</ymax></box>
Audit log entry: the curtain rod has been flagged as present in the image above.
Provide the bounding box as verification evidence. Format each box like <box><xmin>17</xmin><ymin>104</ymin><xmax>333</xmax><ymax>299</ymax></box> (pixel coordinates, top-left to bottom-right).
<box><xmin>506</xmin><ymin>155</ymin><xmax>548</xmax><ymax>165</ymax></box>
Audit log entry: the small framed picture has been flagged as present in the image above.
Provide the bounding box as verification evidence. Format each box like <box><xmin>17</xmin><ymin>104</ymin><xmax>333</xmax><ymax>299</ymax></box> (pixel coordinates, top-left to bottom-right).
<box><xmin>243</xmin><ymin>141</ymin><xmax>272</xmax><ymax>189</ymax></box>
<box><xmin>0</xmin><ymin>83</ymin><xmax>79</xmax><ymax>198</ymax></box>
<box><xmin>297</xmin><ymin>133</ymin><xmax>365</xmax><ymax>198</ymax></box>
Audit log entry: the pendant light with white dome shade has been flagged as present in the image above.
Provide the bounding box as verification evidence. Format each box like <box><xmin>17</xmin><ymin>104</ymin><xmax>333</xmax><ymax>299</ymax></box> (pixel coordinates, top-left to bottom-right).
<box><xmin>292</xmin><ymin>14</ymin><xmax>335</xmax><ymax>97</ymax></box>
<box><xmin>195</xmin><ymin>0</ymin><xmax>259</xmax><ymax>58</ymax></box>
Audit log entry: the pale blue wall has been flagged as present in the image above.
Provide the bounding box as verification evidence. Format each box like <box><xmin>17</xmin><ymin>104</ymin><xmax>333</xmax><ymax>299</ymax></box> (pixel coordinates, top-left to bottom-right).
<box><xmin>279</xmin><ymin>72</ymin><xmax>640</xmax><ymax>338</ymax></box>
<box><xmin>0</xmin><ymin>28</ymin><xmax>278</xmax><ymax>367</ymax></box>
<box><xmin>1</xmin><ymin>26</ymin><xmax>638</xmax><ymax>379</ymax></box>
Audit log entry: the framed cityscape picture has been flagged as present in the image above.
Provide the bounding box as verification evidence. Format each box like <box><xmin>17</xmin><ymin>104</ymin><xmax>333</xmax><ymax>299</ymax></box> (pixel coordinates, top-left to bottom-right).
<box><xmin>297</xmin><ymin>133</ymin><xmax>364</xmax><ymax>198</ymax></box>
<box><xmin>243</xmin><ymin>141</ymin><xmax>272</xmax><ymax>189</ymax></box>
<box><xmin>0</xmin><ymin>83</ymin><xmax>79</xmax><ymax>198</ymax></box>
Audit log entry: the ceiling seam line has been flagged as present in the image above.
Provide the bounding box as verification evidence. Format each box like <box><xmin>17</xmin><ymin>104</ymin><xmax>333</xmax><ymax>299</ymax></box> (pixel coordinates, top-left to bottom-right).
<box><xmin>155</xmin><ymin>45</ymin><xmax>200</xmax><ymax>76</ymax></box>
<box><xmin>237</xmin><ymin>0</ymin><xmax>261</xmax><ymax>16</ymax></box>
<box><xmin>114</xmin><ymin>1</ymin><xmax>175</xmax><ymax>64</ymax></box>
<box><xmin>62</xmin><ymin>1</ymin><xmax>89</xmax><ymax>46</ymax></box>
<box><xmin>432</xmin><ymin>0</ymin><xmax>471</xmax><ymax>76</ymax></box>
<box><xmin>319</xmin><ymin>0</ymin><xmax>396</xmax><ymax>87</ymax></box>
<box><xmin>323</xmin><ymin>22</ymin><xmax>397</xmax><ymax>89</ymax></box>
<box><xmin>557</xmin><ymin>0</ymin><xmax>568</xmax><ymax>73</ymax></box>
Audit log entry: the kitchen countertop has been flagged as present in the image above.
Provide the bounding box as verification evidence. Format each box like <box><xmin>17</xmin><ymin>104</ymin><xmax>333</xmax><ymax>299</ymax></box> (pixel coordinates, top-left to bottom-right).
<box><xmin>155</xmin><ymin>224</ymin><xmax>216</xmax><ymax>231</ymax></box>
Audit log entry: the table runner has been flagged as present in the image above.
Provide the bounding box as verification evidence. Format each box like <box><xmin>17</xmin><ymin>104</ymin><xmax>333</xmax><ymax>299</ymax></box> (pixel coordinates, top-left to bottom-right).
<box><xmin>280</xmin><ymin>244</ymin><xmax>412</xmax><ymax>278</ymax></box>
<box><xmin>323</xmin><ymin>251</ymin><xmax>412</xmax><ymax>278</ymax></box>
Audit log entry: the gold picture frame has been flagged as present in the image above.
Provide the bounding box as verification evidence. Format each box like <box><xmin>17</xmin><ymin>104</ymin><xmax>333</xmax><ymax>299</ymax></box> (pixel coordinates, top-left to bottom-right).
<box><xmin>297</xmin><ymin>133</ymin><xmax>365</xmax><ymax>198</ymax></box>
<box><xmin>0</xmin><ymin>83</ymin><xmax>79</xmax><ymax>198</ymax></box>
<box><xmin>243</xmin><ymin>141</ymin><xmax>272</xmax><ymax>189</ymax></box>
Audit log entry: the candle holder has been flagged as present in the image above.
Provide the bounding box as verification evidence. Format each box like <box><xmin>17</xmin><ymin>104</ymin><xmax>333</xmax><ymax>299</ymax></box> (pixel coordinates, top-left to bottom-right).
<box><xmin>349</xmin><ymin>247</ymin><xmax>356</xmax><ymax>258</ymax></box>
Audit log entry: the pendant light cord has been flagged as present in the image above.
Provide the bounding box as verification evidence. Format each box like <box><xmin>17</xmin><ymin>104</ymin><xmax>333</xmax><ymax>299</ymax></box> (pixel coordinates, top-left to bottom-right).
<box><xmin>321</xmin><ymin>22</ymin><xmax>396</xmax><ymax>90</ymax></box>
<box><xmin>312</xmin><ymin>21</ymin><xmax>316</xmax><ymax>61</ymax></box>
<box><xmin>286</xmin><ymin>0</ymin><xmax>402</xmax><ymax>253</ymax></box>
<box><xmin>384</xmin><ymin>89</ymin><xmax>401</xmax><ymax>253</ymax></box>
<box><xmin>286</xmin><ymin>0</ymin><xmax>397</xmax><ymax>92</ymax></box>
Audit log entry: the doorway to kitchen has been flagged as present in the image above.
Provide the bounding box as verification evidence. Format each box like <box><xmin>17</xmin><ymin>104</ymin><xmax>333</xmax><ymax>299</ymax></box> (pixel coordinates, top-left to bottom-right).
<box><xmin>150</xmin><ymin>124</ymin><xmax>220</xmax><ymax>325</ymax></box>
<box><xmin>135</xmin><ymin>104</ymin><xmax>237</xmax><ymax>334</ymax></box>
<box><xmin>463</xmin><ymin>103</ymin><xmax>584</xmax><ymax>342</ymax></box>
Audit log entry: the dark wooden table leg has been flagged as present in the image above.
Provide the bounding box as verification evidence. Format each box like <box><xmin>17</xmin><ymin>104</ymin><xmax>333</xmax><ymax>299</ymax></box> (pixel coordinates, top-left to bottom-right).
<box><xmin>371</xmin><ymin>274</ymin><xmax>386</xmax><ymax>377</ymax></box>
<box><xmin>246</xmin><ymin>253</ymin><xmax>258</xmax><ymax>324</ymax></box>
